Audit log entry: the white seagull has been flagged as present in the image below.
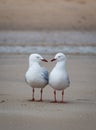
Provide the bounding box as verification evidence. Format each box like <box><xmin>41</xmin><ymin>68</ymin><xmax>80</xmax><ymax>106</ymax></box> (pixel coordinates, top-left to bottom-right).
<box><xmin>49</xmin><ymin>53</ymin><xmax>70</xmax><ymax>103</ymax></box>
<box><xmin>25</xmin><ymin>54</ymin><xmax>48</xmax><ymax>101</ymax></box>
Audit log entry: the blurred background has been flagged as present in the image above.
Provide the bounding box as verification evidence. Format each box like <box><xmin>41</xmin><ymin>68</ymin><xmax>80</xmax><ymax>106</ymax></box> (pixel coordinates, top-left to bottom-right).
<box><xmin>0</xmin><ymin>0</ymin><xmax>96</xmax><ymax>54</ymax></box>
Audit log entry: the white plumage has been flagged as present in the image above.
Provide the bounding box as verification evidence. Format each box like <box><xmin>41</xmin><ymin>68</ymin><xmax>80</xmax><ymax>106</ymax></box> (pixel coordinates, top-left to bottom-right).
<box><xmin>25</xmin><ymin>54</ymin><xmax>48</xmax><ymax>101</ymax></box>
<box><xmin>49</xmin><ymin>53</ymin><xmax>70</xmax><ymax>103</ymax></box>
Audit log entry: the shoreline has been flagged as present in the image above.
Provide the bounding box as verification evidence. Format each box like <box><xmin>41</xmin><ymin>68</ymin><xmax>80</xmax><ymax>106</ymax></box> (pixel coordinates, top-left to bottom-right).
<box><xmin>0</xmin><ymin>45</ymin><xmax>96</xmax><ymax>55</ymax></box>
<box><xmin>0</xmin><ymin>31</ymin><xmax>96</xmax><ymax>46</ymax></box>
<box><xmin>0</xmin><ymin>31</ymin><xmax>96</xmax><ymax>55</ymax></box>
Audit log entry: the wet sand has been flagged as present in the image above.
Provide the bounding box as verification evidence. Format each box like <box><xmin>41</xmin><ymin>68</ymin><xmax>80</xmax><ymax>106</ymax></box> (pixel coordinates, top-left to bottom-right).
<box><xmin>0</xmin><ymin>54</ymin><xmax>96</xmax><ymax>130</ymax></box>
<box><xmin>0</xmin><ymin>0</ymin><xmax>96</xmax><ymax>30</ymax></box>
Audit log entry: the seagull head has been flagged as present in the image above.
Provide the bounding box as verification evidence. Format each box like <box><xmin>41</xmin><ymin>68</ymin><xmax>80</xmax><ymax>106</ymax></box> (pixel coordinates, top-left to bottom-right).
<box><xmin>51</xmin><ymin>53</ymin><xmax>66</xmax><ymax>62</ymax></box>
<box><xmin>29</xmin><ymin>54</ymin><xmax>48</xmax><ymax>63</ymax></box>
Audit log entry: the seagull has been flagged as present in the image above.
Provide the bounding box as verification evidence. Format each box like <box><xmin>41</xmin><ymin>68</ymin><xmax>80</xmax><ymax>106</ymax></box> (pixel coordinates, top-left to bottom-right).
<box><xmin>49</xmin><ymin>53</ymin><xmax>70</xmax><ymax>103</ymax></box>
<box><xmin>25</xmin><ymin>54</ymin><xmax>48</xmax><ymax>101</ymax></box>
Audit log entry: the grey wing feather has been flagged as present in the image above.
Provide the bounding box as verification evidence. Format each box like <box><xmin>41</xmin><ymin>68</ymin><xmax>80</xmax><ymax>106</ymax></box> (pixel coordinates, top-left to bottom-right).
<box><xmin>67</xmin><ymin>75</ymin><xmax>70</xmax><ymax>86</ymax></box>
<box><xmin>41</xmin><ymin>67</ymin><xmax>49</xmax><ymax>84</ymax></box>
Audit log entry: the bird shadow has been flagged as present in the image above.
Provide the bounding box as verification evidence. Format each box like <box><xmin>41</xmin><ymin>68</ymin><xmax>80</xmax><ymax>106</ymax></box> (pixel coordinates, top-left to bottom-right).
<box><xmin>26</xmin><ymin>99</ymin><xmax>69</xmax><ymax>104</ymax></box>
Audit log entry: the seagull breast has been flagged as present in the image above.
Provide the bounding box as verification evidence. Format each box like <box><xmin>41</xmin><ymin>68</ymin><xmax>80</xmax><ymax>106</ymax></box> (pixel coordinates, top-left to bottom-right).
<box><xmin>49</xmin><ymin>60</ymin><xmax>70</xmax><ymax>90</ymax></box>
<box><xmin>25</xmin><ymin>65</ymin><xmax>48</xmax><ymax>88</ymax></box>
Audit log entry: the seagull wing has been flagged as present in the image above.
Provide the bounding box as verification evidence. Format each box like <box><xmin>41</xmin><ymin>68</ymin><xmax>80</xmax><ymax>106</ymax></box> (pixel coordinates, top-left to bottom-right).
<box><xmin>66</xmin><ymin>75</ymin><xmax>70</xmax><ymax>86</ymax></box>
<box><xmin>41</xmin><ymin>67</ymin><xmax>49</xmax><ymax>84</ymax></box>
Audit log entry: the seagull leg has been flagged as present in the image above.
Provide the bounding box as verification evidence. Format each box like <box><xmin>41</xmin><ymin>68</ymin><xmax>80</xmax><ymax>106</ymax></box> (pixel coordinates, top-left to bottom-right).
<box><xmin>54</xmin><ymin>90</ymin><xmax>57</xmax><ymax>102</ymax></box>
<box><xmin>40</xmin><ymin>88</ymin><xmax>43</xmax><ymax>102</ymax></box>
<box><xmin>32</xmin><ymin>88</ymin><xmax>35</xmax><ymax>101</ymax></box>
<box><xmin>61</xmin><ymin>90</ymin><xmax>64</xmax><ymax>103</ymax></box>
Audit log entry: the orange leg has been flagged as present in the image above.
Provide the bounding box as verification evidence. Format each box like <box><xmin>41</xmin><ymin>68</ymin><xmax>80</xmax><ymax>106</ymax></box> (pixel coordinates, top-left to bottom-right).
<box><xmin>40</xmin><ymin>88</ymin><xmax>43</xmax><ymax>102</ymax></box>
<box><xmin>61</xmin><ymin>90</ymin><xmax>64</xmax><ymax>103</ymax></box>
<box><xmin>54</xmin><ymin>90</ymin><xmax>57</xmax><ymax>102</ymax></box>
<box><xmin>32</xmin><ymin>88</ymin><xmax>35</xmax><ymax>101</ymax></box>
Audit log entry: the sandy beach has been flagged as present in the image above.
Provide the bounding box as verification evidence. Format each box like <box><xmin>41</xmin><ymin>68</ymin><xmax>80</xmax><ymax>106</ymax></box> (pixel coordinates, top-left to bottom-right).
<box><xmin>0</xmin><ymin>54</ymin><xmax>96</xmax><ymax>130</ymax></box>
<box><xmin>0</xmin><ymin>0</ymin><xmax>96</xmax><ymax>30</ymax></box>
<box><xmin>0</xmin><ymin>0</ymin><xmax>96</xmax><ymax>129</ymax></box>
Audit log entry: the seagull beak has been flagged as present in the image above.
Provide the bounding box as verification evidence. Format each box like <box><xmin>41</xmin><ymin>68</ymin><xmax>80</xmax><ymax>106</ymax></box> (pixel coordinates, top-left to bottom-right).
<box><xmin>41</xmin><ymin>59</ymin><xmax>48</xmax><ymax>62</ymax></box>
<box><xmin>51</xmin><ymin>58</ymin><xmax>56</xmax><ymax>62</ymax></box>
